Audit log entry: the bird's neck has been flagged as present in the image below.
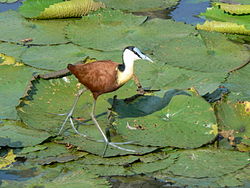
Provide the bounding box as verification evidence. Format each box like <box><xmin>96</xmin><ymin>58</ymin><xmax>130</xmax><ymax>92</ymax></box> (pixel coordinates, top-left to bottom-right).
<box><xmin>117</xmin><ymin>56</ymin><xmax>135</xmax><ymax>86</ymax></box>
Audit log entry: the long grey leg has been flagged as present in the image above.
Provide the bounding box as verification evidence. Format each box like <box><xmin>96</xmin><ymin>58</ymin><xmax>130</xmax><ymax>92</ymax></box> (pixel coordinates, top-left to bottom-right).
<box><xmin>58</xmin><ymin>88</ymin><xmax>87</xmax><ymax>135</ymax></box>
<box><xmin>90</xmin><ymin>100</ymin><xmax>136</xmax><ymax>157</ymax></box>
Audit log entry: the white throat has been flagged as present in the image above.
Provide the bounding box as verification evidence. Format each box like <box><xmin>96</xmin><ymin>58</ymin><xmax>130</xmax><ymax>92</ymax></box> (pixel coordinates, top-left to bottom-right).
<box><xmin>117</xmin><ymin>49</ymin><xmax>140</xmax><ymax>85</ymax></box>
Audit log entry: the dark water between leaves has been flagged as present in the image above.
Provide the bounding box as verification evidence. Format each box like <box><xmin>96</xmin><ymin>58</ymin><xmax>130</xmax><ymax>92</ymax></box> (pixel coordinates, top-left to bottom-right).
<box><xmin>0</xmin><ymin>0</ymin><xmax>211</xmax><ymax>186</ymax></box>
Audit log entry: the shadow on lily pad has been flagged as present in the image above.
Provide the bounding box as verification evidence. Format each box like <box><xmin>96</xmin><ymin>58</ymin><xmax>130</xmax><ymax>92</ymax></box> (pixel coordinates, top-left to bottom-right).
<box><xmin>108</xmin><ymin>89</ymin><xmax>191</xmax><ymax>118</ymax></box>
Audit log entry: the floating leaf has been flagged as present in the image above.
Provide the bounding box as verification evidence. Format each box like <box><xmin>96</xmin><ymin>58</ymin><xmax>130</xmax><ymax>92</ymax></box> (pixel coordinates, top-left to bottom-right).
<box><xmin>154</xmin><ymin>31</ymin><xmax>250</xmax><ymax>73</ymax></box>
<box><xmin>215</xmin><ymin>3</ymin><xmax>250</xmax><ymax>15</ymax></box>
<box><xmin>0</xmin><ymin>10</ymin><xmax>72</xmax><ymax>44</ymax></box>
<box><xmin>152</xmin><ymin>148</ymin><xmax>249</xmax><ymax>187</ymax></box>
<box><xmin>20</xmin><ymin>44</ymin><xmax>86</xmax><ymax>70</ymax></box>
<box><xmin>66</xmin><ymin>9</ymin><xmax>146</xmax><ymax>50</ymax></box>
<box><xmin>19</xmin><ymin>0</ymin><xmax>104</xmax><ymax>19</ymax></box>
<box><xmin>0</xmin><ymin>150</ymin><xmax>16</xmax><ymax>169</ymax></box>
<box><xmin>223</xmin><ymin>63</ymin><xmax>250</xmax><ymax>101</ymax></box>
<box><xmin>113</xmin><ymin>90</ymin><xmax>217</xmax><ymax>148</ymax></box>
<box><xmin>165</xmin><ymin>149</ymin><xmax>249</xmax><ymax>178</ymax></box>
<box><xmin>0</xmin><ymin>125</ymin><xmax>51</xmax><ymax>148</ymax></box>
<box><xmin>199</xmin><ymin>6</ymin><xmax>250</xmax><ymax>29</ymax></box>
<box><xmin>197</xmin><ymin>21</ymin><xmax>250</xmax><ymax>35</ymax></box>
<box><xmin>0</xmin><ymin>65</ymin><xmax>41</xmax><ymax>120</ymax></box>
<box><xmin>215</xmin><ymin>101</ymin><xmax>250</xmax><ymax>151</ymax></box>
<box><xmin>98</xmin><ymin>0</ymin><xmax>178</xmax><ymax>12</ymax></box>
<box><xmin>18</xmin><ymin>0</ymin><xmax>63</xmax><ymax>18</ymax></box>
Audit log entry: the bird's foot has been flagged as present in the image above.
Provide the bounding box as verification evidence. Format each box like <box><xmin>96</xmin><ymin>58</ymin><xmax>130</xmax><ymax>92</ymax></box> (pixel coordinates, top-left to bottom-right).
<box><xmin>137</xmin><ymin>87</ymin><xmax>146</xmax><ymax>95</ymax></box>
<box><xmin>102</xmin><ymin>141</ymin><xmax>137</xmax><ymax>157</ymax></box>
<box><xmin>55</xmin><ymin>110</ymin><xmax>88</xmax><ymax>138</ymax></box>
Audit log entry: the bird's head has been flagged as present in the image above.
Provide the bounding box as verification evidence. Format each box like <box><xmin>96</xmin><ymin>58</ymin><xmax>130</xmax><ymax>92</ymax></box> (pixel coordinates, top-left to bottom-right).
<box><xmin>123</xmin><ymin>46</ymin><xmax>153</xmax><ymax>63</ymax></box>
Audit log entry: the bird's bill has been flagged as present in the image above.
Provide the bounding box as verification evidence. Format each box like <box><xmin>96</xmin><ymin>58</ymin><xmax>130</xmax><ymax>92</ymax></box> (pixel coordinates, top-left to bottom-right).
<box><xmin>142</xmin><ymin>54</ymin><xmax>153</xmax><ymax>63</ymax></box>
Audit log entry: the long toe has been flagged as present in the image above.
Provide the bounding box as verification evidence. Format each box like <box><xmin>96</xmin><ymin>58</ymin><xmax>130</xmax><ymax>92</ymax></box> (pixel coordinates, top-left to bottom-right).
<box><xmin>108</xmin><ymin>142</ymin><xmax>137</xmax><ymax>152</ymax></box>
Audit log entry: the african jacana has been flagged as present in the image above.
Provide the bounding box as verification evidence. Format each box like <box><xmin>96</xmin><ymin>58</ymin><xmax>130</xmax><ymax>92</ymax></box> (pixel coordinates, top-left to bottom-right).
<box><xmin>58</xmin><ymin>46</ymin><xmax>153</xmax><ymax>155</ymax></box>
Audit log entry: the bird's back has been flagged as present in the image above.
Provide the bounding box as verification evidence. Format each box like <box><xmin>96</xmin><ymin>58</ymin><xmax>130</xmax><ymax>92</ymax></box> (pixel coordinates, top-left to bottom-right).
<box><xmin>68</xmin><ymin>61</ymin><xmax>120</xmax><ymax>99</ymax></box>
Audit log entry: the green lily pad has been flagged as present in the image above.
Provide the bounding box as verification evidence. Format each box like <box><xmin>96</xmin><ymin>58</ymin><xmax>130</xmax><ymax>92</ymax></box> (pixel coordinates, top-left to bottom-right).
<box><xmin>0</xmin><ymin>65</ymin><xmax>41</xmax><ymax>120</ymax></box>
<box><xmin>134</xmin><ymin>62</ymin><xmax>226</xmax><ymax>95</ymax></box>
<box><xmin>1</xmin><ymin>163</ymin><xmax>110</xmax><ymax>188</ymax></box>
<box><xmin>153</xmin><ymin>148</ymin><xmax>250</xmax><ymax>187</ymax></box>
<box><xmin>0</xmin><ymin>125</ymin><xmax>51</xmax><ymax>147</ymax></box>
<box><xmin>129</xmin><ymin>153</ymin><xmax>178</xmax><ymax>174</ymax></box>
<box><xmin>18</xmin><ymin>142</ymin><xmax>87</xmax><ymax>165</ymax></box>
<box><xmin>223</xmin><ymin>64</ymin><xmax>250</xmax><ymax>101</ymax></box>
<box><xmin>215</xmin><ymin>101</ymin><xmax>250</xmax><ymax>150</ymax></box>
<box><xmin>113</xmin><ymin>90</ymin><xmax>217</xmax><ymax>148</ymax></box>
<box><xmin>81</xmin><ymin>153</ymin><xmax>139</xmax><ymax>165</ymax></box>
<box><xmin>99</xmin><ymin>0</ymin><xmax>178</xmax><ymax>12</ymax></box>
<box><xmin>165</xmin><ymin>148</ymin><xmax>249</xmax><ymax>178</ymax></box>
<box><xmin>18</xmin><ymin>0</ymin><xmax>64</xmax><ymax>18</ymax></box>
<box><xmin>0</xmin><ymin>42</ymin><xmax>27</xmax><ymax>62</ymax></box>
<box><xmin>129</xmin><ymin>18</ymin><xmax>197</xmax><ymax>51</ymax></box>
<box><xmin>154</xmin><ymin>31</ymin><xmax>250</xmax><ymax>73</ymax></box>
<box><xmin>20</xmin><ymin>44</ymin><xmax>86</xmax><ymax>70</ymax></box>
<box><xmin>66</xmin><ymin>9</ymin><xmax>146</xmax><ymax>51</ymax></box>
<box><xmin>0</xmin><ymin>10</ymin><xmax>72</xmax><ymax>44</ymax></box>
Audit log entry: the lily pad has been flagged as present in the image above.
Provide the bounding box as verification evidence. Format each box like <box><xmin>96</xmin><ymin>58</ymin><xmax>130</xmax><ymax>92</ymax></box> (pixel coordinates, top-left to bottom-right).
<box><xmin>0</xmin><ymin>65</ymin><xmax>40</xmax><ymax>120</ymax></box>
<box><xmin>200</xmin><ymin>5</ymin><xmax>250</xmax><ymax>29</ymax></box>
<box><xmin>66</xmin><ymin>9</ymin><xmax>146</xmax><ymax>51</ymax></box>
<box><xmin>98</xmin><ymin>0</ymin><xmax>178</xmax><ymax>12</ymax></box>
<box><xmin>17</xmin><ymin>142</ymin><xmax>87</xmax><ymax>165</ymax></box>
<box><xmin>215</xmin><ymin>101</ymin><xmax>250</xmax><ymax>150</ymax></box>
<box><xmin>18</xmin><ymin>0</ymin><xmax>63</xmax><ymax>18</ymax></box>
<box><xmin>223</xmin><ymin>64</ymin><xmax>250</xmax><ymax>101</ymax></box>
<box><xmin>20</xmin><ymin>44</ymin><xmax>86</xmax><ymax>70</ymax></box>
<box><xmin>165</xmin><ymin>148</ymin><xmax>249</xmax><ymax>178</ymax></box>
<box><xmin>0</xmin><ymin>42</ymin><xmax>27</xmax><ymax>62</ymax></box>
<box><xmin>19</xmin><ymin>0</ymin><xmax>105</xmax><ymax>19</ymax></box>
<box><xmin>0</xmin><ymin>10</ymin><xmax>72</xmax><ymax>44</ymax></box>
<box><xmin>154</xmin><ymin>31</ymin><xmax>250</xmax><ymax>73</ymax></box>
<box><xmin>0</xmin><ymin>125</ymin><xmax>51</xmax><ymax>148</ymax></box>
<box><xmin>113</xmin><ymin>90</ymin><xmax>217</xmax><ymax>148</ymax></box>
<box><xmin>153</xmin><ymin>148</ymin><xmax>250</xmax><ymax>187</ymax></box>
<box><xmin>134</xmin><ymin>62</ymin><xmax>226</xmax><ymax>95</ymax></box>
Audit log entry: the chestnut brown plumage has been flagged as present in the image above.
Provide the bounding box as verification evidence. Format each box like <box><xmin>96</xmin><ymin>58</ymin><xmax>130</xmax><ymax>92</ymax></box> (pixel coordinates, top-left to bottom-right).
<box><xmin>58</xmin><ymin>46</ymin><xmax>153</xmax><ymax>156</ymax></box>
<box><xmin>68</xmin><ymin>61</ymin><xmax>123</xmax><ymax>100</ymax></box>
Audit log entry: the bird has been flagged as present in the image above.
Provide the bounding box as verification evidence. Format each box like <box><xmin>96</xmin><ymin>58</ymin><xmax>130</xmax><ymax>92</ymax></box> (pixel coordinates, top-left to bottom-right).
<box><xmin>58</xmin><ymin>46</ymin><xmax>153</xmax><ymax>156</ymax></box>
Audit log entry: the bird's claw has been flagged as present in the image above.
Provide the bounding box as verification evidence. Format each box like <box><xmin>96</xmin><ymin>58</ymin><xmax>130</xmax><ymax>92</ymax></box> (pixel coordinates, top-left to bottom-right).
<box><xmin>137</xmin><ymin>87</ymin><xmax>146</xmax><ymax>95</ymax></box>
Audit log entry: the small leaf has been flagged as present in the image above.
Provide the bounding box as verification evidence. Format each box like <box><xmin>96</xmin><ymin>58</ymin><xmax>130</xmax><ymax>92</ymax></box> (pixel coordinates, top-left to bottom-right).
<box><xmin>0</xmin><ymin>150</ymin><xmax>16</xmax><ymax>169</ymax></box>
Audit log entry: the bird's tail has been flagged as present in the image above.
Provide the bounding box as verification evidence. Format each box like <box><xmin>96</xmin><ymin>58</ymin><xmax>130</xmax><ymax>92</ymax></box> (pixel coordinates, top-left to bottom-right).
<box><xmin>67</xmin><ymin>64</ymin><xmax>75</xmax><ymax>73</ymax></box>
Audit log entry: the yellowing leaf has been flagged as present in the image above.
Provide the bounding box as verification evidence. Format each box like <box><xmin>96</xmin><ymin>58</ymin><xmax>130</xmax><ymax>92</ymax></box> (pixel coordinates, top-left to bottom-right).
<box><xmin>37</xmin><ymin>0</ymin><xmax>105</xmax><ymax>19</ymax></box>
<box><xmin>0</xmin><ymin>150</ymin><xmax>16</xmax><ymax>169</ymax></box>
<box><xmin>197</xmin><ymin>21</ymin><xmax>250</xmax><ymax>35</ymax></box>
<box><xmin>215</xmin><ymin>3</ymin><xmax>250</xmax><ymax>15</ymax></box>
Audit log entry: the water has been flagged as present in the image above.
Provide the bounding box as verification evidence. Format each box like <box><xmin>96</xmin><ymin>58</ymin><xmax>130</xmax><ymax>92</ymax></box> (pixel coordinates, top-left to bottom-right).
<box><xmin>170</xmin><ymin>0</ymin><xmax>211</xmax><ymax>25</ymax></box>
<box><xmin>0</xmin><ymin>0</ymin><xmax>22</xmax><ymax>12</ymax></box>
